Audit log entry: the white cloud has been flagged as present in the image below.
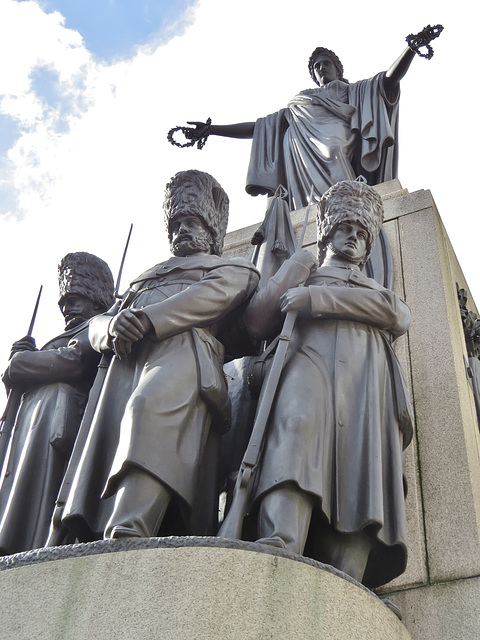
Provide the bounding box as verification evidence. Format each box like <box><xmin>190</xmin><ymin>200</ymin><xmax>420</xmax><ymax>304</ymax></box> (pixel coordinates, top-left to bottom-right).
<box><xmin>0</xmin><ymin>2</ymin><xmax>88</xmax><ymax>94</ymax></box>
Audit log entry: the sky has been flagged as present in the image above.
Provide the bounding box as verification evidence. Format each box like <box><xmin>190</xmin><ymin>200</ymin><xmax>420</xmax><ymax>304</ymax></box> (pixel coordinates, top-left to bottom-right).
<box><xmin>0</xmin><ymin>0</ymin><xmax>478</xmax><ymax>375</ymax></box>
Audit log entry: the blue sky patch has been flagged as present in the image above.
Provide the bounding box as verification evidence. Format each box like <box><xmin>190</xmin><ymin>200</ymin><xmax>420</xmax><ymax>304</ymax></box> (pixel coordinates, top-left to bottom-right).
<box><xmin>30</xmin><ymin>65</ymin><xmax>62</xmax><ymax>110</ymax></box>
<box><xmin>37</xmin><ymin>0</ymin><xmax>198</xmax><ymax>61</ymax></box>
<box><xmin>0</xmin><ymin>114</ymin><xmax>21</xmax><ymax>156</ymax></box>
<box><xmin>0</xmin><ymin>156</ymin><xmax>19</xmax><ymax>215</ymax></box>
<box><xmin>29</xmin><ymin>64</ymin><xmax>90</xmax><ymax>133</ymax></box>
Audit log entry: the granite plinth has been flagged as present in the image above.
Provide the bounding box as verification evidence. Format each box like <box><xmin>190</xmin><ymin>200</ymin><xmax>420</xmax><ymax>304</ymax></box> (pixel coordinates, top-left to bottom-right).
<box><xmin>0</xmin><ymin>537</ymin><xmax>411</xmax><ymax>640</ymax></box>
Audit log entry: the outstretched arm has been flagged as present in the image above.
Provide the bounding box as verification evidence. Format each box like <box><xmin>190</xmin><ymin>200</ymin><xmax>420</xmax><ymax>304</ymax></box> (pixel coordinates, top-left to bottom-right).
<box><xmin>187</xmin><ymin>121</ymin><xmax>255</xmax><ymax>140</ymax></box>
<box><xmin>168</xmin><ymin>119</ymin><xmax>255</xmax><ymax>149</ymax></box>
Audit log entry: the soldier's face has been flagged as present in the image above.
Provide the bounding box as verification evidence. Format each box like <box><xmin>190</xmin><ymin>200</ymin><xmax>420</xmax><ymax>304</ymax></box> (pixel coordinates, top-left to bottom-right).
<box><xmin>330</xmin><ymin>220</ymin><xmax>368</xmax><ymax>263</ymax></box>
<box><xmin>61</xmin><ymin>294</ymin><xmax>98</xmax><ymax>329</ymax></box>
<box><xmin>170</xmin><ymin>213</ymin><xmax>213</xmax><ymax>257</ymax></box>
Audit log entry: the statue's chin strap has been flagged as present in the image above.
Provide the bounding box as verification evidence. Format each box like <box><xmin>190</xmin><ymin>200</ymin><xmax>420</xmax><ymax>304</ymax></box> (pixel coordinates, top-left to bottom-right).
<box><xmin>327</xmin><ymin>242</ymin><xmax>364</xmax><ymax>266</ymax></box>
<box><xmin>406</xmin><ymin>24</ymin><xmax>444</xmax><ymax>60</ymax></box>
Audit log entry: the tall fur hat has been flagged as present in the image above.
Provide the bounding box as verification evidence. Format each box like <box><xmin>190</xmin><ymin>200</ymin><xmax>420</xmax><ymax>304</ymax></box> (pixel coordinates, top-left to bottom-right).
<box><xmin>164</xmin><ymin>170</ymin><xmax>229</xmax><ymax>256</ymax></box>
<box><xmin>316</xmin><ymin>179</ymin><xmax>384</xmax><ymax>268</ymax></box>
<box><xmin>58</xmin><ymin>252</ymin><xmax>115</xmax><ymax>310</ymax></box>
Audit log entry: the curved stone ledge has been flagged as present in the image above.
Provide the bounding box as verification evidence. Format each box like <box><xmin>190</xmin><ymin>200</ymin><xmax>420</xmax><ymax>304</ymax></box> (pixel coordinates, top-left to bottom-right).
<box><xmin>0</xmin><ymin>537</ymin><xmax>411</xmax><ymax>640</ymax></box>
<box><xmin>0</xmin><ymin>535</ymin><xmax>364</xmax><ymax>588</ymax></box>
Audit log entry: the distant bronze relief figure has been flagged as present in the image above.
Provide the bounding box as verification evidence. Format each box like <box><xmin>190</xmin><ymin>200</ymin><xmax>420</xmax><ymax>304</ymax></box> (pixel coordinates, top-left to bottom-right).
<box><xmin>457</xmin><ymin>284</ymin><xmax>480</xmax><ymax>427</ymax></box>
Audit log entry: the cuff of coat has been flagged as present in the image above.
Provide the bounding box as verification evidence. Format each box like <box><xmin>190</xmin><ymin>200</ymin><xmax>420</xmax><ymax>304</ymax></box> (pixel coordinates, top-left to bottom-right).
<box><xmin>2</xmin><ymin>362</ymin><xmax>14</xmax><ymax>387</ymax></box>
<box><xmin>309</xmin><ymin>285</ymin><xmax>330</xmax><ymax>317</ymax></box>
<box><xmin>89</xmin><ymin>315</ymin><xmax>114</xmax><ymax>353</ymax></box>
<box><xmin>288</xmin><ymin>249</ymin><xmax>317</xmax><ymax>274</ymax></box>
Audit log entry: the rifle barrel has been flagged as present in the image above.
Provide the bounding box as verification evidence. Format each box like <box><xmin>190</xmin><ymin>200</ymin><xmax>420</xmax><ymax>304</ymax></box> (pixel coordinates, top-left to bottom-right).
<box><xmin>114</xmin><ymin>224</ymin><xmax>133</xmax><ymax>298</ymax></box>
<box><xmin>27</xmin><ymin>285</ymin><xmax>43</xmax><ymax>337</ymax></box>
<box><xmin>0</xmin><ymin>284</ymin><xmax>43</xmax><ymax>474</ymax></box>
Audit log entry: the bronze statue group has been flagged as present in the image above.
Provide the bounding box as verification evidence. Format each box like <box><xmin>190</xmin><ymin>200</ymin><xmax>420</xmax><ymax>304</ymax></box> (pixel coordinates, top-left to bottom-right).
<box><xmin>0</xmin><ymin>26</ymin><xmax>442</xmax><ymax>601</ymax></box>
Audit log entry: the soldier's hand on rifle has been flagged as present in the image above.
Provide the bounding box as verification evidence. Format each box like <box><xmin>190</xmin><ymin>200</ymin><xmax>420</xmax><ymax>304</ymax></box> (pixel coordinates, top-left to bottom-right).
<box><xmin>9</xmin><ymin>336</ymin><xmax>37</xmax><ymax>359</ymax></box>
<box><xmin>112</xmin><ymin>337</ymin><xmax>133</xmax><ymax>360</ymax></box>
<box><xmin>109</xmin><ymin>308</ymin><xmax>153</xmax><ymax>341</ymax></box>
<box><xmin>108</xmin><ymin>308</ymin><xmax>153</xmax><ymax>359</ymax></box>
<box><xmin>280</xmin><ymin>288</ymin><xmax>311</xmax><ymax>315</ymax></box>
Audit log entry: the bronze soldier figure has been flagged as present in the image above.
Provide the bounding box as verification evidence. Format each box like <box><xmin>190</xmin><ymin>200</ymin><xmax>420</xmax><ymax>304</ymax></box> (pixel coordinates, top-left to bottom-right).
<box><xmin>57</xmin><ymin>170</ymin><xmax>260</xmax><ymax>541</ymax></box>
<box><xmin>243</xmin><ymin>180</ymin><xmax>413</xmax><ymax>589</ymax></box>
<box><xmin>0</xmin><ymin>253</ymin><xmax>114</xmax><ymax>555</ymax></box>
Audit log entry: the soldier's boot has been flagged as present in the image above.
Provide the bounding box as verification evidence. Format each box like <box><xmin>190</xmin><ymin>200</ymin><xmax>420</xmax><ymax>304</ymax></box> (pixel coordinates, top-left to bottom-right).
<box><xmin>104</xmin><ymin>467</ymin><xmax>171</xmax><ymax>539</ymax></box>
<box><xmin>256</xmin><ymin>483</ymin><xmax>314</xmax><ymax>555</ymax></box>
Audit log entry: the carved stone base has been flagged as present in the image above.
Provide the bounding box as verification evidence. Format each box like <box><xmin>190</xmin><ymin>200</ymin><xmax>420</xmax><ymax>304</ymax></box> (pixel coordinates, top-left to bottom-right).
<box><xmin>0</xmin><ymin>537</ymin><xmax>411</xmax><ymax>640</ymax></box>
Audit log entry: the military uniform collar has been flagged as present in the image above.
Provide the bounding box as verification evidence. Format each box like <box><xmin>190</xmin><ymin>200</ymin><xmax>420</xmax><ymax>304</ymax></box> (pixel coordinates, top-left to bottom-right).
<box><xmin>41</xmin><ymin>317</ymin><xmax>91</xmax><ymax>348</ymax></box>
<box><xmin>129</xmin><ymin>253</ymin><xmax>252</xmax><ymax>286</ymax></box>
<box><xmin>315</xmin><ymin>264</ymin><xmax>386</xmax><ymax>290</ymax></box>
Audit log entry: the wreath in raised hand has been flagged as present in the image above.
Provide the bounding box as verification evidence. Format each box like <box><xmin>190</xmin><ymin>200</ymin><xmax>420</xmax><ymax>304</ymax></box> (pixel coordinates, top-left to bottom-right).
<box><xmin>167</xmin><ymin>118</ymin><xmax>212</xmax><ymax>149</ymax></box>
<box><xmin>406</xmin><ymin>24</ymin><xmax>444</xmax><ymax>59</ymax></box>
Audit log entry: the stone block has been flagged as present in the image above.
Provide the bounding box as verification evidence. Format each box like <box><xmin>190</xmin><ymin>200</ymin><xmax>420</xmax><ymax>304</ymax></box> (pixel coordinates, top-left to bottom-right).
<box><xmin>389</xmin><ymin>576</ymin><xmax>480</xmax><ymax>640</ymax></box>
<box><xmin>398</xmin><ymin>199</ymin><xmax>480</xmax><ymax>583</ymax></box>
<box><xmin>380</xmin><ymin>218</ymin><xmax>427</xmax><ymax>592</ymax></box>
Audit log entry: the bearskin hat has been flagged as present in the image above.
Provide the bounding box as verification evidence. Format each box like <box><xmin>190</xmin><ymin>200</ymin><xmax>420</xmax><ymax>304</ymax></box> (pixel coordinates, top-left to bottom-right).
<box><xmin>316</xmin><ymin>179</ymin><xmax>384</xmax><ymax>268</ymax></box>
<box><xmin>58</xmin><ymin>252</ymin><xmax>115</xmax><ymax>310</ymax></box>
<box><xmin>164</xmin><ymin>170</ymin><xmax>229</xmax><ymax>256</ymax></box>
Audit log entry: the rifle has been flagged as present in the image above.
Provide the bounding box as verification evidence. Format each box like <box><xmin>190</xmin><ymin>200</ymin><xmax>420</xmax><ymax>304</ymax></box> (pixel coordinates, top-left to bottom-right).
<box><xmin>46</xmin><ymin>226</ymin><xmax>133</xmax><ymax>547</ymax></box>
<box><xmin>0</xmin><ymin>285</ymin><xmax>43</xmax><ymax>478</ymax></box>
<box><xmin>218</xmin><ymin>187</ymin><xmax>315</xmax><ymax>540</ymax></box>
<box><xmin>114</xmin><ymin>224</ymin><xmax>133</xmax><ymax>299</ymax></box>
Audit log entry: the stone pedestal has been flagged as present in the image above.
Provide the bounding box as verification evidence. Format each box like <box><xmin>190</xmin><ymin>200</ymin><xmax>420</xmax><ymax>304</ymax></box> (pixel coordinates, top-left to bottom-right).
<box><xmin>0</xmin><ymin>538</ymin><xmax>410</xmax><ymax>640</ymax></box>
<box><xmin>378</xmin><ymin>183</ymin><xmax>480</xmax><ymax>639</ymax></box>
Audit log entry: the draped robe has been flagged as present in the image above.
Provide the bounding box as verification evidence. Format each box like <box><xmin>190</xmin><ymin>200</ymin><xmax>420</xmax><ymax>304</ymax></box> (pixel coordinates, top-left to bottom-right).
<box><xmin>246</xmin><ymin>73</ymin><xmax>399</xmax><ymax>211</ymax></box>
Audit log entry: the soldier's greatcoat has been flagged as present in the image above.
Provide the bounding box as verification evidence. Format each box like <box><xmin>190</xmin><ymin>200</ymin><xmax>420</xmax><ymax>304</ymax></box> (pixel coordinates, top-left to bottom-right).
<box><xmin>62</xmin><ymin>254</ymin><xmax>259</xmax><ymax>540</ymax></box>
<box><xmin>0</xmin><ymin>323</ymin><xmax>99</xmax><ymax>555</ymax></box>
<box><xmin>246</xmin><ymin>253</ymin><xmax>413</xmax><ymax>588</ymax></box>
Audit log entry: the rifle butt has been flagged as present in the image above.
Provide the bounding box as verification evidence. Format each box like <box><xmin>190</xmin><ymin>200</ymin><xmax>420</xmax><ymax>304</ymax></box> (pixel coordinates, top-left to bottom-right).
<box><xmin>45</xmin><ymin>505</ymin><xmax>68</xmax><ymax>547</ymax></box>
<box><xmin>217</xmin><ymin>466</ymin><xmax>254</xmax><ymax>540</ymax></box>
<box><xmin>217</xmin><ymin>489</ymin><xmax>248</xmax><ymax>540</ymax></box>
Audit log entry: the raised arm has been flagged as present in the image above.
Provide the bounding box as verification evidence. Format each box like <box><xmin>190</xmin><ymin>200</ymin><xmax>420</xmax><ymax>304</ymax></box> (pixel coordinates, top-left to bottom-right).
<box><xmin>384</xmin><ymin>47</ymin><xmax>416</xmax><ymax>93</ymax></box>
<box><xmin>384</xmin><ymin>24</ymin><xmax>443</xmax><ymax>94</ymax></box>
